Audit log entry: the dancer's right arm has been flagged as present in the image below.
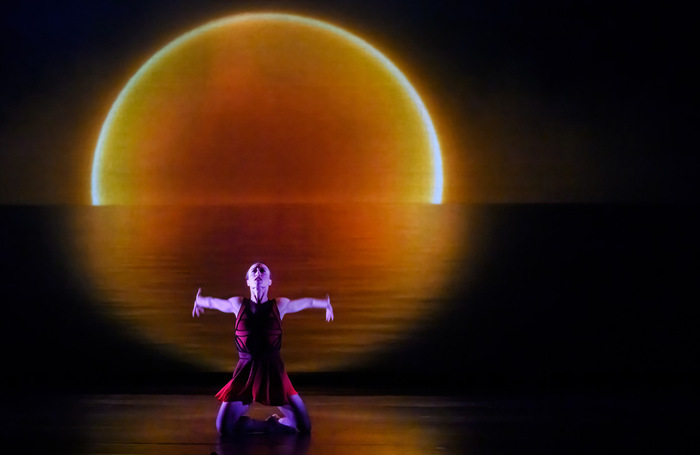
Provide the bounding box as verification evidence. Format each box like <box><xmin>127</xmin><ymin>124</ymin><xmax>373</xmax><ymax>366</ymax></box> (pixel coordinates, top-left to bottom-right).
<box><xmin>192</xmin><ymin>288</ymin><xmax>243</xmax><ymax>317</ymax></box>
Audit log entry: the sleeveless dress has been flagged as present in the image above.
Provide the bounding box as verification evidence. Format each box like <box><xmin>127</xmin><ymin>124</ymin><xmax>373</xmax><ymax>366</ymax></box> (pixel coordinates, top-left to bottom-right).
<box><xmin>215</xmin><ymin>298</ymin><xmax>298</xmax><ymax>406</ymax></box>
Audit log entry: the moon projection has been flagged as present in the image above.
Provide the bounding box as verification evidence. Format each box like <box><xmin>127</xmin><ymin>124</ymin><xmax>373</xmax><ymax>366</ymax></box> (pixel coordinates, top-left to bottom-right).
<box><xmin>79</xmin><ymin>13</ymin><xmax>464</xmax><ymax>373</ymax></box>
<box><xmin>91</xmin><ymin>13</ymin><xmax>443</xmax><ymax>205</ymax></box>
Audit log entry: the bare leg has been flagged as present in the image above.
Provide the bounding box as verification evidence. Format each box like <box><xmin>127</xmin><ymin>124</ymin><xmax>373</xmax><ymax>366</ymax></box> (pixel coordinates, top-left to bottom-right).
<box><xmin>276</xmin><ymin>406</ymin><xmax>296</xmax><ymax>430</ymax></box>
<box><xmin>277</xmin><ymin>394</ymin><xmax>311</xmax><ymax>433</ymax></box>
<box><xmin>216</xmin><ymin>401</ymin><xmax>249</xmax><ymax>435</ymax></box>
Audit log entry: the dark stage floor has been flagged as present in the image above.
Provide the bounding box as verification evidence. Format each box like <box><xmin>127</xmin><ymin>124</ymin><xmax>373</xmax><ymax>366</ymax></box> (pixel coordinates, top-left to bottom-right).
<box><xmin>2</xmin><ymin>392</ymin><xmax>694</xmax><ymax>454</ymax></box>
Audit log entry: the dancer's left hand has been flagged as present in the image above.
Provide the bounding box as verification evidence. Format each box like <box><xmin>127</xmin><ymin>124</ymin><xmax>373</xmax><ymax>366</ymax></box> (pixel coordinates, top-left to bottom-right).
<box><xmin>325</xmin><ymin>294</ymin><xmax>334</xmax><ymax>322</ymax></box>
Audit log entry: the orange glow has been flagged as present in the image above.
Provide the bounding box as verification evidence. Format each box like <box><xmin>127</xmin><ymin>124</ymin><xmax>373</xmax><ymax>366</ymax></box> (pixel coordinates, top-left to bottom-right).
<box><xmin>79</xmin><ymin>14</ymin><xmax>462</xmax><ymax>373</ymax></box>
<box><xmin>76</xmin><ymin>395</ymin><xmax>470</xmax><ymax>454</ymax></box>
<box><xmin>72</xmin><ymin>205</ymin><xmax>468</xmax><ymax>372</ymax></box>
<box><xmin>92</xmin><ymin>13</ymin><xmax>443</xmax><ymax>204</ymax></box>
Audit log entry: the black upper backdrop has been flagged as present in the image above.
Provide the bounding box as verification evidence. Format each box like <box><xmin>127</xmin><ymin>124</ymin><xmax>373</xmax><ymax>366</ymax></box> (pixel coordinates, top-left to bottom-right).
<box><xmin>1</xmin><ymin>0</ymin><xmax>695</xmax><ymax>203</ymax></box>
<box><xmin>1</xmin><ymin>1</ymin><xmax>696</xmax><ymax>393</ymax></box>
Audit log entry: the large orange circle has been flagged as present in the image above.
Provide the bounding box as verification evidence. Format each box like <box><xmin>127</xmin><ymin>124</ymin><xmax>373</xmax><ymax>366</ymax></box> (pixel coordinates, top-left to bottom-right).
<box><xmin>80</xmin><ymin>14</ymin><xmax>461</xmax><ymax>373</ymax></box>
<box><xmin>92</xmin><ymin>13</ymin><xmax>443</xmax><ymax>204</ymax></box>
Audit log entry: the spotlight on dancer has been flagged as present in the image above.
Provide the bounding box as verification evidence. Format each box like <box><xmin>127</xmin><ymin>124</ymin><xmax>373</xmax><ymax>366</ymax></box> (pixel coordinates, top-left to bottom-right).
<box><xmin>193</xmin><ymin>262</ymin><xmax>334</xmax><ymax>434</ymax></box>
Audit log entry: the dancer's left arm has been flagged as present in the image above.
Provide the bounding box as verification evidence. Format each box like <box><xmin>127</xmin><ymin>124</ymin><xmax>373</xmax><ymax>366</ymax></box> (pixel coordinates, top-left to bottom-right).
<box><xmin>278</xmin><ymin>294</ymin><xmax>334</xmax><ymax>321</ymax></box>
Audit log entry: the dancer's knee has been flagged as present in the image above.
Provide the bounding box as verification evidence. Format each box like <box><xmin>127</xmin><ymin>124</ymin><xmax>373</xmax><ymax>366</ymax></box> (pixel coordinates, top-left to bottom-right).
<box><xmin>296</xmin><ymin>410</ymin><xmax>311</xmax><ymax>433</ymax></box>
<box><xmin>297</xmin><ymin>419</ymin><xmax>311</xmax><ymax>434</ymax></box>
<box><xmin>216</xmin><ymin>402</ymin><xmax>249</xmax><ymax>435</ymax></box>
<box><xmin>218</xmin><ymin>415</ymin><xmax>252</xmax><ymax>435</ymax></box>
<box><xmin>289</xmin><ymin>395</ymin><xmax>312</xmax><ymax>433</ymax></box>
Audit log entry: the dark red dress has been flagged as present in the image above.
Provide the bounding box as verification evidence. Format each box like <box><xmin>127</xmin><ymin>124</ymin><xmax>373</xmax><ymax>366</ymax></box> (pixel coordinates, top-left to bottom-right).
<box><xmin>215</xmin><ymin>298</ymin><xmax>298</xmax><ymax>406</ymax></box>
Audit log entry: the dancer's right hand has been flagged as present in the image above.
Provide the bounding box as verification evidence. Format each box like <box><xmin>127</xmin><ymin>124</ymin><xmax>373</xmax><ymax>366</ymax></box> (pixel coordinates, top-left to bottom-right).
<box><xmin>192</xmin><ymin>288</ymin><xmax>204</xmax><ymax>317</ymax></box>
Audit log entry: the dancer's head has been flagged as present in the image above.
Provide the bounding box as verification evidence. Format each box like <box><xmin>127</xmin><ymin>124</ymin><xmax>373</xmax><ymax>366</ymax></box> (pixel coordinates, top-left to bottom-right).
<box><xmin>246</xmin><ymin>262</ymin><xmax>272</xmax><ymax>291</ymax></box>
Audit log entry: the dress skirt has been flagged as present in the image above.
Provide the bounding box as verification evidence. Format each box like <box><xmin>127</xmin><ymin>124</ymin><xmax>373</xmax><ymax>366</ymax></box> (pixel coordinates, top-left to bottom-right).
<box><xmin>215</xmin><ymin>352</ymin><xmax>298</xmax><ymax>406</ymax></box>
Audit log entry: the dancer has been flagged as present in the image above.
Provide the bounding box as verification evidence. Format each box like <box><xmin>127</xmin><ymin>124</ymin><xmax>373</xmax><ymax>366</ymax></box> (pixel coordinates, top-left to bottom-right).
<box><xmin>192</xmin><ymin>262</ymin><xmax>333</xmax><ymax>434</ymax></box>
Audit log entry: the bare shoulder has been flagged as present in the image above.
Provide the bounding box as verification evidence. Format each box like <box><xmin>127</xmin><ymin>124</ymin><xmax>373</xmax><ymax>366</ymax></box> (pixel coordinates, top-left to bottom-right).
<box><xmin>228</xmin><ymin>296</ymin><xmax>244</xmax><ymax>305</ymax></box>
<box><xmin>276</xmin><ymin>297</ymin><xmax>290</xmax><ymax>314</ymax></box>
<box><xmin>227</xmin><ymin>296</ymin><xmax>244</xmax><ymax>314</ymax></box>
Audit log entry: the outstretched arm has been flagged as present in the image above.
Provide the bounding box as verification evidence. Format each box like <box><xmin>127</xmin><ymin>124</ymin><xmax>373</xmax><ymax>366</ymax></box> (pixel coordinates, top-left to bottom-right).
<box><xmin>278</xmin><ymin>294</ymin><xmax>334</xmax><ymax>321</ymax></box>
<box><xmin>192</xmin><ymin>288</ymin><xmax>243</xmax><ymax>317</ymax></box>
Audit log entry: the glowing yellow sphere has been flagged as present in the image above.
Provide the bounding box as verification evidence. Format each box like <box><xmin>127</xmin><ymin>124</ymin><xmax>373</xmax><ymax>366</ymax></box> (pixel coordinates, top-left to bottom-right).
<box><xmin>91</xmin><ymin>13</ymin><xmax>443</xmax><ymax>205</ymax></box>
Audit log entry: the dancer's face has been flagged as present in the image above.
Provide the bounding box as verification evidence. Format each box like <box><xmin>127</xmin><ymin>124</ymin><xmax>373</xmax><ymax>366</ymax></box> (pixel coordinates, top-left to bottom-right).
<box><xmin>246</xmin><ymin>263</ymin><xmax>272</xmax><ymax>290</ymax></box>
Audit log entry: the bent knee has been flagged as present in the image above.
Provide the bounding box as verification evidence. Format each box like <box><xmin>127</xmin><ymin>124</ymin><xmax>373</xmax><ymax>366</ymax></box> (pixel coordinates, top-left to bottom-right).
<box><xmin>297</xmin><ymin>420</ymin><xmax>311</xmax><ymax>434</ymax></box>
<box><xmin>216</xmin><ymin>416</ymin><xmax>252</xmax><ymax>436</ymax></box>
<box><xmin>295</xmin><ymin>414</ymin><xmax>311</xmax><ymax>434</ymax></box>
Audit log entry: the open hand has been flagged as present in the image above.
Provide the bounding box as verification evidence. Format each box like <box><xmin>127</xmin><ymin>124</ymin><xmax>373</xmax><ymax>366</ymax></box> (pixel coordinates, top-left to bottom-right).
<box><xmin>325</xmin><ymin>294</ymin><xmax>334</xmax><ymax>322</ymax></box>
<box><xmin>192</xmin><ymin>288</ymin><xmax>204</xmax><ymax>317</ymax></box>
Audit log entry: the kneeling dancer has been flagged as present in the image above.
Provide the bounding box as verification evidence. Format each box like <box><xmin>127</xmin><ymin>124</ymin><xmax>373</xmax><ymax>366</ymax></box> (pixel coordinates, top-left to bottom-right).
<box><xmin>193</xmin><ymin>262</ymin><xmax>334</xmax><ymax>434</ymax></box>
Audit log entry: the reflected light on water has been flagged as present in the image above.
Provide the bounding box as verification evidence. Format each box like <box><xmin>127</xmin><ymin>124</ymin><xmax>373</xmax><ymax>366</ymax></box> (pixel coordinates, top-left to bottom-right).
<box><xmin>75</xmin><ymin>395</ymin><xmax>472</xmax><ymax>455</ymax></box>
<box><xmin>70</xmin><ymin>204</ymin><xmax>469</xmax><ymax>372</ymax></box>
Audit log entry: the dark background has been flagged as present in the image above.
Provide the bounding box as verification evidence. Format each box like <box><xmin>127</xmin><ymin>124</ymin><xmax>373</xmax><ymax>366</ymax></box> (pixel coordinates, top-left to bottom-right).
<box><xmin>1</xmin><ymin>0</ymin><xmax>695</xmax><ymax>204</ymax></box>
<box><xmin>1</xmin><ymin>1</ymin><xmax>697</xmax><ymax>397</ymax></box>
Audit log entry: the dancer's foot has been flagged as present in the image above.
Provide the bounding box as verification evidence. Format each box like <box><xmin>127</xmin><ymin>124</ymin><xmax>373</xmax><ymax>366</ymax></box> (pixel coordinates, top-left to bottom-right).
<box><xmin>267</xmin><ymin>415</ymin><xmax>297</xmax><ymax>434</ymax></box>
